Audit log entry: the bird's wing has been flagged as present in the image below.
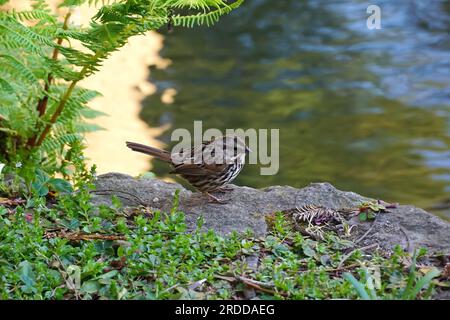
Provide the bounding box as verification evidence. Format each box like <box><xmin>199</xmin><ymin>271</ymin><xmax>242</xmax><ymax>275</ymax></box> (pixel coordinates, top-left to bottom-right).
<box><xmin>170</xmin><ymin>163</ymin><xmax>227</xmax><ymax>176</ymax></box>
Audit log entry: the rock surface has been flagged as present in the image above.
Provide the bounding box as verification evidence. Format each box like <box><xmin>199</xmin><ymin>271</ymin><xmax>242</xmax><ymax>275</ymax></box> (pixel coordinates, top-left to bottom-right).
<box><xmin>91</xmin><ymin>173</ymin><xmax>450</xmax><ymax>254</ymax></box>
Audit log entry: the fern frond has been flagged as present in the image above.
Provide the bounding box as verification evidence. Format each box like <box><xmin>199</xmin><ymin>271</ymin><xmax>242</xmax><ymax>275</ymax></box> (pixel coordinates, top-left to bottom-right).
<box><xmin>0</xmin><ymin>21</ymin><xmax>44</xmax><ymax>54</ymax></box>
<box><xmin>0</xmin><ymin>77</ymin><xmax>15</xmax><ymax>95</ymax></box>
<box><xmin>292</xmin><ymin>205</ymin><xmax>344</xmax><ymax>225</ymax></box>
<box><xmin>74</xmin><ymin>88</ymin><xmax>102</xmax><ymax>103</ymax></box>
<box><xmin>0</xmin><ymin>54</ymin><xmax>38</xmax><ymax>83</ymax></box>
<box><xmin>31</xmin><ymin>0</ymin><xmax>52</xmax><ymax>12</ymax></box>
<box><xmin>171</xmin><ymin>0</ymin><xmax>230</xmax><ymax>11</ymax></box>
<box><xmin>0</xmin><ymin>102</ymin><xmax>37</xmax><ymax>134</ymax></box>
<box><xmin>85</xmin><ymin>21</ymin><xmax>127</xmax><ymax>49</ymax></box>
<box><xmin>46</xmin><ymin>59</ymin><xmax>81</xmax><ymax>82</ymax></box>
<box><xmin>75</xmin><ymin>122</ymin><xmax>105</xmax><ymax>133</ymax></box>
<box><xmin>171</xmin><ymin>0</ymin><xmax>243</xmax><ymax>27</ymax></box>
<box><xmin>60</xmin><ymin>0</ymin><xmax>121</xmax><ymax>8</ymax></box>
<box><xmin>80</xmin><ymin>108</ymin><xmax>108</xmax><ymax>119</ymax></box>
<box><xmin>41</xmin><ymin>132</ymin><xmax>82</xmax><ymax>152</ymax></box>
<box><xmin>7</xmin><ymin>10</ymin><xmax>57</xmax><ymax>24</ymax></box>
<box><xmin>57</xmin><ymin>46</ymin><xmax>97</xmax><ymax>68</ymax></box>
<box><xmin>44</xmin><ymin>85</ymin><xmax>101</xmax><ymax>125</ymax></box>
<box><xmin>0</xmin><ymin>17</ymin><xmax>55</xmax><ymax>47</ymax></box>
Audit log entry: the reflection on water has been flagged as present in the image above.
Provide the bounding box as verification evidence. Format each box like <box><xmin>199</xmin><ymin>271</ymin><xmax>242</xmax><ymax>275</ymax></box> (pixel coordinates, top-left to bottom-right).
<box><xmin>141</xmin><ymin>0</ymin><xmax>450</xmax><ymax>219</ymax></box>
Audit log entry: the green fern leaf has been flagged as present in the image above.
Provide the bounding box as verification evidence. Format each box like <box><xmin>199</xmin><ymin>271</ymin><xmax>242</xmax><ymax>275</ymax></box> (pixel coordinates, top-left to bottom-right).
<box><xmin>0</xmin><ymin>53</ymin><xmax>38</xmax><ymax>83</ymax></box>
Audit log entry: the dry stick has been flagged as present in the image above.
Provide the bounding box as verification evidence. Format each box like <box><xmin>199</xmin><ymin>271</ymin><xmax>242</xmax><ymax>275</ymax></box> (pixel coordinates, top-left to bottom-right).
<box><xmin>235</xmin><ymin>275</ymin><xmax>274</xmax><ymax>288</ymax></box>
<box><xmin>28</xmin><ymin>11</ymin><xmax>72</xmax><ymax>147</ymax></box>
<box><xmin>354</xmin><ymin>222</ymin><xmax>376</xmax><ymax>245</ymax></box>
<box><xmin>48</xmin><ymin>231</ymin><xmax>126</xmax><ymax>241</ymax></box>
<box><xmin>323</xmin><ymin>263</ymin><xmax>360</xmax><ymax>273</ymax></box>
<box><xmin>399</xmin><ymin>226</ymin><xmax>412</xmax><ymax>253</ymax></box>
<box><xmin>160</xmin><ymin>283</ymin><xmax>180</xmax><ymax>295</ymax></box>
<box><xmin>337</xmin><ymin>243</ymin><xmax>379</xmax><ymax>269</ymax></box>
<box><xmin>90</xmin><ymin>189</ymin><xmax>148</xmax><ymax>206</ymax></box>
<box><xmin>54</xmin><ymin>254</ymin><xmax>80</xmax><ymax>300</ymax></box>
<box><xmin>235</xmin><ymin>276</ymin><xmax>284</xmax><ymax>296</ymax></box>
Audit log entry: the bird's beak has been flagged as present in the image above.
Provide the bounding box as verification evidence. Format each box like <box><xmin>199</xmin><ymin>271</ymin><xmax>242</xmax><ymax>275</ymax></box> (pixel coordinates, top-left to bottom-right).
<box><xmin>245</xmin><ymin>146</ymin><xmax>252</xmax><ymax>154</ymax></box>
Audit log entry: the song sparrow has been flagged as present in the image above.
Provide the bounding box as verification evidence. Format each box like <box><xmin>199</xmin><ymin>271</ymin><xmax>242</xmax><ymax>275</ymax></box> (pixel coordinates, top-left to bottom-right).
<box><xmin>126</xmin><ymin>135</ymin><xmax>250</xmax><ymax>203</ymax></box>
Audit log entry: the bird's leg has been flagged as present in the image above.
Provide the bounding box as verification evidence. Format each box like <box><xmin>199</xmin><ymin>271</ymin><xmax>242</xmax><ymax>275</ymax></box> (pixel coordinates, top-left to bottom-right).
<box><xmin>205</xmin><ymin>192</ymin><xmax>229</xmax><ymax>204</ymax></box>
<box><xmin>216</xmin><ymin>185</ymin><xmax>234</xmax><ymax>193</ymax></box>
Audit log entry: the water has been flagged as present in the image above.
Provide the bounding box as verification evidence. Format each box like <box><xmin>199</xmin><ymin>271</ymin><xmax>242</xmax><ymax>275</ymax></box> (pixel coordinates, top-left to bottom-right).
<box><xmin>141</xmin><ymin>0</ymin><xmax>450</xmax><ymax>220</ymax></box>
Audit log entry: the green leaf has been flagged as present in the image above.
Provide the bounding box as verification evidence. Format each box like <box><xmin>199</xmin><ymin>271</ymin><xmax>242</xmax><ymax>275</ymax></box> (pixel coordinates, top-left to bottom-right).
<box><xmin>99</xmin><ymin>270</ymin><xmax>118</xmax><ymax>279</ymax></box>
<box><xmin>81</xmin><ymin>280</ymin><xmax>100</xmax><ymax>294</ymax></box>
<box><xmin>31</xmin><ymin>181</ymin><xmax>49</xmax><ymax>197</ymax></box>
<box><xmin>35</xmin><ymin>168</ymin><xmax>50</xmax><ymax>184</ymax></box>
<box><xmin>409</xmin><ymin>269</ymin><xmax>440</xmax><ymax>299</ymax></box>
<box><xmin>302</xmin><ymin>243</ymin><xmax>315</xmax><ymax>257</ymax></box>
<box><xmin>19</xmin><ymin>260</ymin><xmax>36</xmax><ymax>288</ymax></box>
<box><xmin>343</xmin><ymin>272</ymin><xmax>371</xmax><ymax>300</ymax></box>
<box><xmin>61</xmin><ymin>218</ymin><xmax>80</xmax><ymax>230</ymax></box>
<box><xmin>80</xmin><ymin>108</ymin><xmax>108</xmax><ymax>119</ymax></box>
<box><xmin>48</xmin><ymin>178</ymin><xmax>74</xmax><ymax>194</ymax></box>
<box><xmin>140</xmin><ymin>172</ymin><xmax>155</xmax><ymax>179</ymax></box>
<box><xmin>97</xmin><ymin>270</ymin><xmax>118</xmax><ymax>285</ymax></box>
<box><xmin>66</xmin><ymin>265</ymin><xmax>81</xmax><ymax>290</ymax></box>
<box><xmin>359</xmin><ymin>211</ymin><xmax>368</xmax><ymax>221</ymax></box>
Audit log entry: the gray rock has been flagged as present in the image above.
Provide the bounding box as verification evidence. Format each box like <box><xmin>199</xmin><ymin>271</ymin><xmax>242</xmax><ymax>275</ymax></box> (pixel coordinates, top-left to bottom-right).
<box><xmin>91</xmin><ymin>172</ymin><xmax>450</xmax><ymax>254</ymax></box>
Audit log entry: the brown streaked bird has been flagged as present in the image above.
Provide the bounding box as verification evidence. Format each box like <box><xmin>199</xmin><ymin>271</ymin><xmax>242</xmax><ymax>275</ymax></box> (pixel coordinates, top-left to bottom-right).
<box><xmin>126</xmin><ymin>135</ymin><xmax>250</xmax><ymax>203</ymax></box>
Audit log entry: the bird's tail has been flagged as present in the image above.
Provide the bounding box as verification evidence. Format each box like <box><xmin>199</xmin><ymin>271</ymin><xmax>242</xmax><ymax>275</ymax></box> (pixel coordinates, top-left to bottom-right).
<box><xmin>126</xmin><ymin>141</ymin><xmax>171</xmax><ymax>162</ymax></box>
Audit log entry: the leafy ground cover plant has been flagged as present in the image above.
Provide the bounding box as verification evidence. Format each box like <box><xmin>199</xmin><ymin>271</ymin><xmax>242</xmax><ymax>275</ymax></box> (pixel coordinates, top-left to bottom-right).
<box><xmin>0</xmin><ymin>181</ymin><xmax>447</xmax><ymax>299</ymax></box>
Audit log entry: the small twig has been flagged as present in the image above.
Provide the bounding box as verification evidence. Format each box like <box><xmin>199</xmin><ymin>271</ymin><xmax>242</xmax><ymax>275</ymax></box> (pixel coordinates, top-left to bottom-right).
<box><xmin>338</xmin><ymin>243</ymin><xmax>379</xmax><ymax>269</ymax></box>
<box><xmin>235</xmin><ymin>275</ymin><xmax>274</xmax><ymax>288</ymax></box>
<box><xmin>235</xmin><ymin>275</ymin><xmax>284</xmax><ymax>296</ymax></box>
<box><xmin>242</xmin><ymin>282</ymin><xmax>276</xmax><ymax>296</ymax></box>
<box><xmin>90</xmin><ymin>189</ymin><xmax>148</xmax><ymax>206</ymax></box>
<box><xmin>188</xmin><ymin>278</ymin><xmax>207</xmax><ymax>291</ymax></box>
<box><xmin>354</xmin><ymin>222</ymin><xmax>376</xmax><ymax>245</ymax></box>
<box><xmin>323</xmin><ymin>263</ymin><xmax>360</xmax><ymax>273</ymax></box>
<box><xmin>46</xmin><ymin>231</ymin><xmax>126</xmax><ymax>241</ymax></box>
<box><xmin>214</xmin><ymin>274</ymin><xmax>235</xmax><ymax>282</ymax></box>
<box><xmin>160</xmin><ymin>283</ymin><xmax>179</xmax><ymax>295</ymax></box>
<box><xmin>399</xmin><ymin>226</ymin><xmax>412</xmax><ymax>253</ymax></box>
<box><xmin>53</xmin><ymin>254</ymin><xmax>80</xmax><ymax>300</ymax></box>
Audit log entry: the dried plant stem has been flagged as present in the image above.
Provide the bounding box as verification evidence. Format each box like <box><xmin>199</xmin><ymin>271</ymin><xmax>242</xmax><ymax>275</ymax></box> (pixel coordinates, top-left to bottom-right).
<box><xmin>338</xmin><ymin>243</ymin><xmax>379</xmax><ymax>269</ymax></box>
<box><xmin>46</xmin><ymin>230</ymin><xmax>126</xmax><ymax>241</ymax></box>
<box><xmin>354</xmin><ymin>222</ymin><xmax>376</xmax><ymax>244</ymax></box>
<box><xmin>54</xmin><ymin>254</ymin><xmax>81</xmax><ymax>300</ymax></box>
<box><xmin>235</xmin><ymin>275</ymin><xmax>286</xmax><ymax>297</ymax></box>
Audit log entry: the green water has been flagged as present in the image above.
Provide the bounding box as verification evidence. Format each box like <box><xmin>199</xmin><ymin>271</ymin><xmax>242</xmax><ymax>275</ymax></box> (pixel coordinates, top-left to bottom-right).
<box><xmin>141</xmin><ymin>0</ymin><xmax>450</xmax><ymax>219</ymax></box>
